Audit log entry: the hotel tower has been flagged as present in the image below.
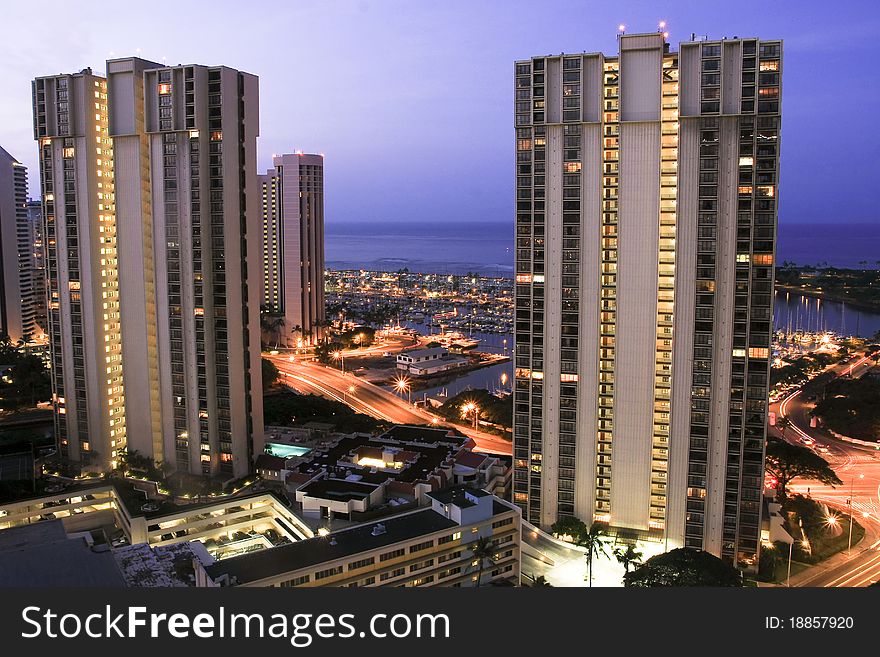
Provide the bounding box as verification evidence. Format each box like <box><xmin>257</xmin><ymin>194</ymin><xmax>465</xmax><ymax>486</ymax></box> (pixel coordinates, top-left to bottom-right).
<box><xmin>512</xmin><ymin>32</ymin><xmax>782</xmax><ymax>568</ymax></box>
<box><xmin>33</xmin><ymin>58</ymin><xmax>264</xmax><ymax>478</ymax></box>
<box><xmin>258</xmin><ymin>153</ymin><xmax>325</xmax><ymax>348</ymax></box>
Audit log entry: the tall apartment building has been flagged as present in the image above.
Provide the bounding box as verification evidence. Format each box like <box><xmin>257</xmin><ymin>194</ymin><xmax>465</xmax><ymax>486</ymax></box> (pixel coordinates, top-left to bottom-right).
<box><xmin>512</xmin><ymin>33</ymin><xmax>782</xmax><ymax>568</ymax></box>
<box><xmin>258</xmin><ymin>153</ymin><xmax>325</xmax><ymax>347</ymax></box>
<box><xmin>32</xmin><ymin>69</ymin><xmax>126</xmax><ymax>468</ymax></box>
<box><xmin>0</xmin><ymin>147</ymin><xmax>38</xmax><ymax>343</ymax></box>
<box><xmin>33</xmin><ymin>58</ymin><xmax>265</xmax><ymax>477</ymax></box>
<box><xmin>26</xmin><ymin>199</ymin><xmax>47</xmax><ymax>334</ymax></box>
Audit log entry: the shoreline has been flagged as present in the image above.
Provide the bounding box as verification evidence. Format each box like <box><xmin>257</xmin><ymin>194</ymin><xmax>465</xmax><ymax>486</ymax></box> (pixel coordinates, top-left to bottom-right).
<box><xmin>774</xmin><ymin>283</ymin><xmax>880</xmax><ymax>314</ymax></box>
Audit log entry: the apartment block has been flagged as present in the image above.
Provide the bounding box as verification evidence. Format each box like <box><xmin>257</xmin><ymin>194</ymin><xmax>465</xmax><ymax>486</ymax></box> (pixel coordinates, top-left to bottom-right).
<box><xmin>32</xmin><ymin>69</ymin><xmax>126</xmax><ymax>469</ymax></box>
<box><xmin>33</xmin><ymin>58</ymin><xmax>265</xmax><ymax>477</ymax></box>
<box><xmin>259</xmin><ymin>153</ymin><xmax>325</xmax><ymax>347</ymax></box>
<box><xmin>512</xmin><ymin>33</ymin><xmax>781</xmax><ymax>568</ymax></box>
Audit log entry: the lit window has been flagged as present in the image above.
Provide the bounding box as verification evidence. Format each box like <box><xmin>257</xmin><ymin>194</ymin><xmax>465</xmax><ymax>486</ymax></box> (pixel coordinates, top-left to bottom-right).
<box><xmin>748</xmin><ymin>347</ymin><xmax>769</xmax><ymax>359</ymax></box>
<box><xmin>736</xmin><ymin>254</ymin><xmax>750</xmax><ymax>263</ymax></box>
<box><xmin>560</xmin><ymin>373</ymin><xmax>579</xmax><ymax>382</ymax></box>
<box><xmin>732</xmin><ymin>348</ymin><xmax>746</xmax><ymax>358</ymax></box>
<box><xmin>158</xmin><ymin>83</ymin><xmax>172</xmax><ymax>94</ymax></box>
<box><xmin>515</xmin><ymin>274</ymin><xmax>532</xmax><ymax>283</ymax></box>
<box><xmin>565</xmin><ymin>162</ymin><xmax>582</xmax><ymax>173</ymax></box>
<box><xmin>63</xmin><ymin>147</ymin><xmax>75</xmax><ymax>158</ymax></box>
<box><xmin>739</xmin><ymin>156</ymin><xmax>753</xmax><ymax>167</ymax></box>
<box><xmin>759</xmin><ymin>61</ymin><xmax>779</xmax><ymax>71</ymax></box>
<box><xmin>738</xmin><ymin>185</ymin><xmax>753</xmax><ymax>195</ymax></box>
<box><xmin>533</xmin><ymin>274</ymin><xmax>545</xmax><ymax>283</ymax></box>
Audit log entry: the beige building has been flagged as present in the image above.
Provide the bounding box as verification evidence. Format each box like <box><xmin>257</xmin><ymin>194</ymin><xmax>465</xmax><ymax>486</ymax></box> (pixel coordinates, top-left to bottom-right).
<box><xmin>33</xmin><ymin>69</ymin><xmax>127</xmax><ymax>469</ymax></box>
<box><xmin>513</xmin><ymin>33</ymin><xmax>781</xmax><ymax>569</ymax></box>
<box><xmin>33</xmin><ymin>58</ymin><xmax>265</xmax><ymax>477</ymax></box>
<box><xmin>259</xmin><ymin>153</ymin><xmax>325</xmax><ymax>347</ymax></box>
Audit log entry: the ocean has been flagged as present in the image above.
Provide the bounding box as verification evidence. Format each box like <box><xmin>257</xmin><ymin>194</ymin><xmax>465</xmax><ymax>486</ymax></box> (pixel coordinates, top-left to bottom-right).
<box><xmin>326</xmin><ymin>221</ymin><xmax>880</xmax><ymax>275</ymax></box>
<box><xmin>326</xmin><ymin>220</ymin><xmax>880</xmax><ymax>338</ymax></box>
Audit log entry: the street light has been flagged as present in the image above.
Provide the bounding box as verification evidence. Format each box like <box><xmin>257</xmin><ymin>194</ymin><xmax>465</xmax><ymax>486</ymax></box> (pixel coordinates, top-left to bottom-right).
<box><xmin>395</xmin><ymin>376</ymin><xmax>411</xmax><ymax>403</ymax></box>
<box><xmin>847</xmin><ymin>473</ymin><xmax>865</xmax><ymax>552</ymax></box>
<box><xmin>765</xmin><ymin>540</ymin><xmax>795</xmax><ymax>587</ymax></box>
<box><xmin>461</xmin><ymin>401</ymin><xmax>480</xmax><ymax>429</ymax></box>
<box><xmin>332</xmin><ymin>350</ymin><xmax>345</xmax><ymax>375</ymax></box>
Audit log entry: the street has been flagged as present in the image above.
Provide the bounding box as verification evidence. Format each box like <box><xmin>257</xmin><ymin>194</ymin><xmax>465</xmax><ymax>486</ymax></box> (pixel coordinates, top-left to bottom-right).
<box><xmin>268</xmin><ymin>354</ymin><xmax>514</xmax><ymax>455</ymax></box>
<box><xmin>771</xmin><ymin>349</ymin><xmax>880</xmax><ymax>586</ymax></box>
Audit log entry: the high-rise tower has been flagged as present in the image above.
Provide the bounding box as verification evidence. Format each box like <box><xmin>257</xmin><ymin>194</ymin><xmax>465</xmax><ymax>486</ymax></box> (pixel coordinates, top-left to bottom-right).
<box><xmin>259</xmin><ymin>153</ymin><xmax>325</xmax><ymax>348</ymax></box>
<box><xmin>512</xmin><ymin>33</ymin><xmax>782</xmax><ymax>568</ymax></box>
<box><xmin>33</xmin><ymin>59</ymin><xmax>265</xmax><ymax>477</ymax></box>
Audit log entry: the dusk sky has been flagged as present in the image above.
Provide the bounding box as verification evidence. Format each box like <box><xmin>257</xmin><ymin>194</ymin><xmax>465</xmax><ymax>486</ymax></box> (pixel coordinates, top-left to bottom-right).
<box><xmin>2</xmin><ymin>0</ymin><xmax>878</xmax><ymax>226</ymax></box>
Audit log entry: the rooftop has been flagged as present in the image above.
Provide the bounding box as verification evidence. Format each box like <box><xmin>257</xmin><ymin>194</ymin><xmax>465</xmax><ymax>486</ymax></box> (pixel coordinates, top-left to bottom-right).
<box><xmin>203</xmin><ymin>507</ymin><xmax>459</xmax><ymax>585</ymax></box>
<box><xmin>0</xmin><ymin>520</ymin><xmax>126</xmax><ymax>587</ymax></box>
<box><xmin>427</xmin><ymin>485</ymin><xmax>491</xmax><ymax>509</ymax></box>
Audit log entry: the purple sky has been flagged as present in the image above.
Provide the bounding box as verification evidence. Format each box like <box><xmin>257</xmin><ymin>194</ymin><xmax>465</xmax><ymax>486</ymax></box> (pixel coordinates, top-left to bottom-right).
<box><xmin>2</xmin><ymin>0</ymin><xmax>878</xmax><ymax>225</ymax></box>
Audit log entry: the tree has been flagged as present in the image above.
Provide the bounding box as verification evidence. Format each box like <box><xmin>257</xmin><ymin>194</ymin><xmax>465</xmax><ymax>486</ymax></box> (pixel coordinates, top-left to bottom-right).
<box><xmin>289</xmin><ymin>324</ymin><xmax>303</xmax><ymax>347</ymax></box>
<box><xmin>577</xmin><ymin>522</ymin><xmax>610</xmax><ymax>587</ymax></box>
<box><xmin>0</xmin><ymin>336</ymin><xmax>52</xmax><ymax>411</ymax></box>
<box><xmin>775</xmin><ymin>415</ymin><xmax>792</xmax><ymax>437</ymax></box>
<box><xmin>262</xmin><ymin>358</ymin><xmax>279</xmax><ymax>389</ymax></box>
<box><xmin>260</xmin><ymin>312</ymin><xmax>285</xmax><ymax>348</ymax></box>
<box><xmin>624</xmin><ymin>548</ymin><xmax>743</xmax><ymax>587</ymax></box>
<box><xmin>764</xmin><ymin>436</ymin><xmax>842</xmax><ymax>500</ymax></box>
<box><xmin>468</xmin><ymin>536</ymin><xmax>497</xmax><ymax>587</ymax></box>
<box><xmin>550</xmin><ymin>516</ymin><xmax>587</xmax><ymax>542</ymax></box>
<box><xmin>613</xmin><ymin>544</ymin><xmax>643</xmax><ymax>574</ymax></box>
<box><xmin>531</xmin><ymin>575</ymin><xmax>552</xmax><ymax>587</ymax></box>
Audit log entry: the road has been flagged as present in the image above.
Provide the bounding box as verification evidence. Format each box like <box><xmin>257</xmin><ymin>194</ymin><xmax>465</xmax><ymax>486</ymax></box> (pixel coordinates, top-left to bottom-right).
<box><xmin>771</xmin><ymin>350</ymin><xmax>880</xmax><ymax>586</ymax></box>
<box><xmin>268</xmin><ymin>354</ymin><xmax>513</xmax><ymax>455</ymax></box>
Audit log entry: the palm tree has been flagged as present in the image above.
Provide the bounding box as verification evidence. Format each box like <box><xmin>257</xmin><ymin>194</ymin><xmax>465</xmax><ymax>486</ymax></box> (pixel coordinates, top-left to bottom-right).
<box><xmin>577</xmin><ymin>522</ymin><xmax>610</xmax><ymax>587</ymax></box>
<box><xmin>468</xmin><ymin>536</ymin><xmax>497</xmax><ymax>587</ymax></box>
<box><xmin>613</xmin><ymin>544</ymin><xmax>643</xmax><ymax>574</ymax></box>
<box><xmin>290</xmin><ymin>324</ymin><xmax>303</xmax><ymax>349</ymax></box>
<box><xmin>531</xmin><ymin>575</ymin><xmax>552</xmax><ymax>587</ymax></box>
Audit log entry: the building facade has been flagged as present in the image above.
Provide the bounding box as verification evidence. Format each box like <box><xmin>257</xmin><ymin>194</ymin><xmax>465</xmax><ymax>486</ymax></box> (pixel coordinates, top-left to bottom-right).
<box><xmin>33</xmin><ymin>58</ymin><xmax>265</xmax><ymax>477</ymax></box>
<box><xmin>258</xmin><ymin>153</ymin><xmax>325</xmax><ymax>347</ymax></box>
<box><xmin>33</xmin><ymin>69</ymin><xmax>127</xmax><ymax>469</ymax></box>
<box><xmin>0</xmin><ymin>147</ymin><xmax>38</xmax><ymax>343</ymax></box>
<box><xmin>512</xmin><ymin>33</ymin><xmax>781</xmax><ymax>569</ymax></box>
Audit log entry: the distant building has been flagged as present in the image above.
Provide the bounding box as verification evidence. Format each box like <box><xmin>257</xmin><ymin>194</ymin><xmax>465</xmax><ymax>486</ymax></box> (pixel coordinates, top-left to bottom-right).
<box><xmin>513</xmin><ymin>33</ymin><xmax>782</xmax><ymax>570</ymax></box>
<box><xmin>196</xmin><ymin>486</ymin><xmax>521</xmax><ymax>587</ymax></box>
<box><xmin>396</xmin><ymin>346</ymin><xmax>468</xmax><ymax>376</ymax></box>
<box><xmin>0</xmin><ymin>147</ymin><xmax>38</xmax><ymax>343</ymax></box>
<box><xmin>259</xmin><ymin>153</ymin><xmax>325</xmax><ymax>347</ymax></box>
<box><xmin>25</xmin><ymin>199</ymin><xmax>47</xmax><ymax>334</ymax></box>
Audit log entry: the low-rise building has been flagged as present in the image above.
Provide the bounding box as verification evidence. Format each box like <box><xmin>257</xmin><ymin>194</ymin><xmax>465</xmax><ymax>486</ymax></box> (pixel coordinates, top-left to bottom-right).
<box><xmin>396</xmin><ymin>347</ymin><xmax>468</xmax><ymax>376</ymax></box>
<box><xmin>196</xmin><ymin>486</ymin><xmax>521</xmax><ymax>587</ymax></box>
<box><xmin>284</xmin><ymin>425</ymin><xmax>508</xmax><ymax>523</ymax></box>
